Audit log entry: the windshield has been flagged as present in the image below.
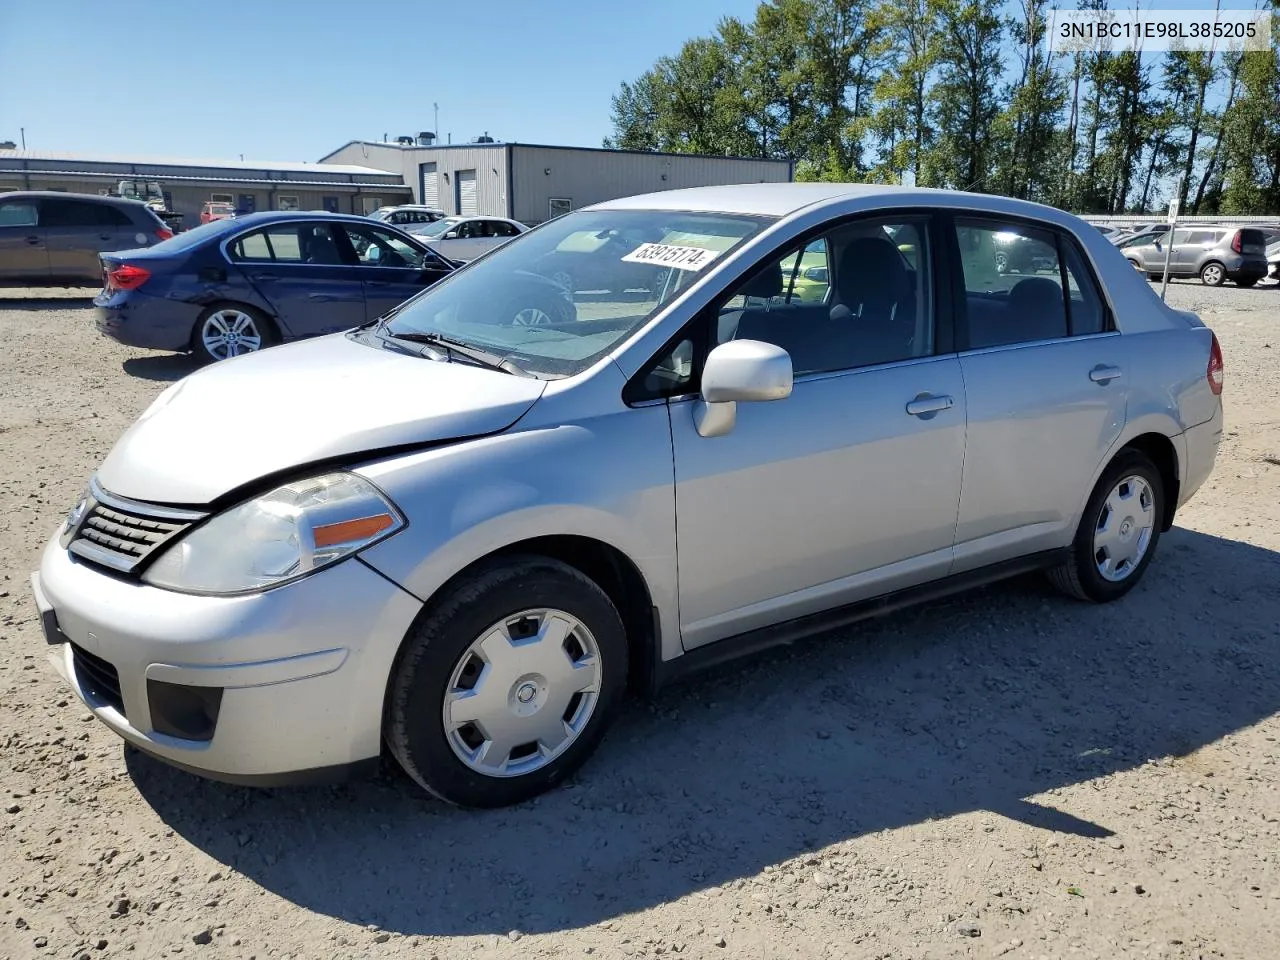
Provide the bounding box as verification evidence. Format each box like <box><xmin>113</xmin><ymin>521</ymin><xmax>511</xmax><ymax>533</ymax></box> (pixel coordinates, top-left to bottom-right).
<box><xmin>414</xmin><ymin>218</ymin><xmax>460</xmax><ymax>239</ymax></box>
<box><xmin>382</xmin><ymin>209</ymin><xmax>771</xmax><ymax>378</ymax></box>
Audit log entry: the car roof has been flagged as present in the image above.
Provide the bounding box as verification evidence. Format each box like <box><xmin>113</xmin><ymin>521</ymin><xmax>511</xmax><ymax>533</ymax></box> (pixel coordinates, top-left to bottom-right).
<box><xmin>222</xmin><ymin>210</ymin><xmax>391</xmax><ymax>227</ymax></box>
<box><xmin>0</xmin><ymin>189</ymin><xmax>149</xmax><ymax>210</ymax></box>
<box><xmin>587</xmin><ymin>183</ymin><xmax>1097</xmax><ymax>231</ymax></box>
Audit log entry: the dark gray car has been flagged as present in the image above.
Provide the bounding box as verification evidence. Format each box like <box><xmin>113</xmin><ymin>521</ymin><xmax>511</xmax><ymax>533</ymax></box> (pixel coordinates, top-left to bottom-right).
<box><xmin>1119</xmin><ymin>225</ymin><xmax>1269</xmax><ymax>286</ymax></box>
<box><xmin>0</xmin><ymin>191</ymin><xmax>174</xmax><ymax>286</ymax></box>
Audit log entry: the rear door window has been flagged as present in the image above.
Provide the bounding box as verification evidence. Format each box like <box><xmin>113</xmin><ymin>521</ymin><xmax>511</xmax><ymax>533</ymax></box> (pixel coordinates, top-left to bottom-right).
<box><xmin>40</xmin><ymin>198</ymin><xmax>102</xmax><ymax>228</ymax></box>
<box><xmin>227</xmin><ymin>223</ymin><xmax>346</xmax><ymax>264</ymax></box>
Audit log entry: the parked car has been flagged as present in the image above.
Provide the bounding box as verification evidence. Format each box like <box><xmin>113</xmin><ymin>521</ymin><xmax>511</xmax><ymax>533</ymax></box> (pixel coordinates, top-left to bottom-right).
<box><xmin>33</xmin><ymin>184</ymin><xmax>1223</xmax><ymax>808</ymax></box>
<box><xmin>200</xmin><ymin>201</ymin><xmax>236</xmax><ymax>224</ymax></box>
<box><xmin>1091</xmin><ymin>224</ymin><xmax>1125</xmax><ymax>241</ymax></box>
<box><xmin>991</xmin><ymin>229</ymin><xmax>1058</xmax><ymax>274</ymax></box>
<box><xmin>0</xmin><ymin>191</ymin><xmax>173</xmax><ymax>286</ymax></box>
<box><xmin>406</xmin><ymin>215</ymin><xmax>527</xmax><ymax>262</ymax></box>
<box><xmin>369</xmin><ymin>204</ymin><xmax>448</xmax><ymax>227</ymax></box>
<box><xmin>1119</xmin><ymin>225</ymin><xmax>1269</xmax><ymax>286</ymax></box>
<box><xmin>94</xmin><ymin>212</ymin><xmax>456</xmax><ymax>363</ymax></box>
<box><xmin>1112</xmin><ymin>224</ymin><xmax>1169</xmax><ymax>246</ymax></box>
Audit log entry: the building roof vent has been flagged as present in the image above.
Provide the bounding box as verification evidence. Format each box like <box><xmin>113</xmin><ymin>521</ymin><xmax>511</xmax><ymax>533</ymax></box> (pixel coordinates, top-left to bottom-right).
<box><xmin>474</xmin><ymin>132</ymin><xmax>496</xmax><ymax>144</ymax></box>
<box><xmin>416</xmin><ymin>131</ymin><xmax>436</xmax><ymax>146</ymax></box>
<box><xmin>396</xmin><ymin>135</ymin><xmax>415</xmax><ymax>146</ymax></box>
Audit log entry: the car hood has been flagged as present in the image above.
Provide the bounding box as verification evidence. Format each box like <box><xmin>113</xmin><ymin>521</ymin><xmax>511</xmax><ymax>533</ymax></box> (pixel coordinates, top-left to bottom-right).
<box><xmin>97</xmin><ymin>333</ymin><xmax>546</xmax><ymax>505</ymax></box>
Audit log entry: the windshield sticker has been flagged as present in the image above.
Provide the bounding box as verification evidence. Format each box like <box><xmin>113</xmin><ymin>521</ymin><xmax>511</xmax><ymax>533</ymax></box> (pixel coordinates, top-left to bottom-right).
<box><xmin>621</xmin><ymin>242</ymin><xmax>722</xmax><ymax>271</ymax></box>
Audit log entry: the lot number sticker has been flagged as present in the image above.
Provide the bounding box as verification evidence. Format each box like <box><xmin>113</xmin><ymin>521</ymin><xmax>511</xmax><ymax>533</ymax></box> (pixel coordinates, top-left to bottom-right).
<box><xmin>621</xmin><ymin>242</ymin><xmax>722</xmax><ymax>271</ymax></box>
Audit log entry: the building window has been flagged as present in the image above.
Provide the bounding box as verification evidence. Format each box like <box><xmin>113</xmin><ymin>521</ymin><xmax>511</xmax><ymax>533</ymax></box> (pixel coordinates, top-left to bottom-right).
<box><xmin>361</xmin><ymin>196</ymin><xmax>382</xmax><ymax>216</ymax></box>
<box><xmin>210</xmin><ymin>193</ymin><xmax>234</xmax><ymax>204</ymax></box>
<box><xmin>549</xmin><ymin>198</ymin><xmax>572</xmax><ymax>219</ymax></box>
<box><xmin>277</xmin><ymin>195</ymin><xmax>300</xmax><ymax>211</ymax></box>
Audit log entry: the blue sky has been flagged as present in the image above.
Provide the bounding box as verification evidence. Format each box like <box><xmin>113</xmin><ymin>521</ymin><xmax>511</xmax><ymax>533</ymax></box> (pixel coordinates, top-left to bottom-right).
<box><xmin>0</xmin><ymin>0</ymin><xmax>759</xmax><ymax>161</ymax></box>
<box><xmin>0</xmin><ymin>0</ymin><xmax>1262</xmax><ymax>164</ymax></box>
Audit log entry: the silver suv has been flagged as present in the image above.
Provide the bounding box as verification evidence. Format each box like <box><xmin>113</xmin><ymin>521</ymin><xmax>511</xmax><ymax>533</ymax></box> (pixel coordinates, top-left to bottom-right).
<box><xmin>1119</xmin><ymin>225</ymin><xmax>1269</xmax><ymax>287</ymax></box>
<box><xmin>0</xmin><ymin>191</ymin><xmax>174</xmax><ymax>286</ymax></box>
<box><xmin>32</xmin><ymin>185</ymin><xmax>1224</xmax><ymax>808</ymax></box>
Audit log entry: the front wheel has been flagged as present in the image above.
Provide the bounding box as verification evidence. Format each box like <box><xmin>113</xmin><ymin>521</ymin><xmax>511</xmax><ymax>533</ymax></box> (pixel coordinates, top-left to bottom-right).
<box><xmin>1047</xmin><ymin>450</ymin><xmax>1164</xmax><ymax>603</ymax></box>
<box><xmin>1200</xmin><ymin>261</ymin><xmax>1226</xmax><ymax>286</ymax></box>
<box><xmin>385</xmin><ymin>556</ymin><xmax>628</xmax><ymax>807</ymax></box>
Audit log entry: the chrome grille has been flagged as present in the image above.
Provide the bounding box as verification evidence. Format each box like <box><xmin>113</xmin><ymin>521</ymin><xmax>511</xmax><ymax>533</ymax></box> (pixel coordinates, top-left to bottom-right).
<box><xmin>67</xmin><ymin>480</ymin><xmax>207</xmax><ymax>575</ymax></box>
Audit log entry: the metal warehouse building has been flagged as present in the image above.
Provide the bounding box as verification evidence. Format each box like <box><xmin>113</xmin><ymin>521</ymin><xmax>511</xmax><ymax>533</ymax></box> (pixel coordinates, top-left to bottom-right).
<box><xmin>319</xmin><ymin>140</ymin><xmax>794</xmax><ymax>225</ymax></box>
<box><xmin>0</xmin><ymin>149</ymin><xmax>411</xmax><ymax>228</ymax></box>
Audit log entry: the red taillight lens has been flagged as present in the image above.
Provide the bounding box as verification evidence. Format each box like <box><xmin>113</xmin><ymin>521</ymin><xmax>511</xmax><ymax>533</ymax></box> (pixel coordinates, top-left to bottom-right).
<box><xmin>1207</xmin><ymin>331</ymin><xmax>1224</xmax><ymax>396</ymax></box>
<box><xmin>105</xmin><ymin>263</ymin><xmax>151</xmax><ymax>292</ymax></box>
<box><xmin>155</xmin><ymin>228</ymin><xmax>174</xmax><ymax>241</ymax></box>
<box><xmin>1231</xmin><ymin>231</ymin><xmax>1242</xmax><ymax>254</ymax></box>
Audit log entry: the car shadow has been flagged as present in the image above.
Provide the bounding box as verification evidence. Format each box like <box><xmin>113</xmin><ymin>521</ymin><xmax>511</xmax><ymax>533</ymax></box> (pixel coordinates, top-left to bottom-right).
<box><xmin>126</xmin><ymin>527</ymin><xmax>1280</xmax><ymax>937</ymax></box>
<box><xmin>121</xmin><ymin>354</ymin><xmax>201</xmax><ymax>382</ymax></box>
<box><xmin>0</xmin><ymin>296</ymin><xmax>96</xmax><ymax>309</ymax></box>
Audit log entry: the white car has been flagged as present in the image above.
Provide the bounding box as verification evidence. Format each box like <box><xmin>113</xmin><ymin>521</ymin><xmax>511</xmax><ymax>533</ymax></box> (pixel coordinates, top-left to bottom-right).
<box><xmin>33</xmin><ymin>184</ymin><xmax>1222</xmax><ymax>808</ymax></box>
<box><xmin>408</xmin><ymin>216</ymin><xmax>527</xmax><ymax>263</ymax></box>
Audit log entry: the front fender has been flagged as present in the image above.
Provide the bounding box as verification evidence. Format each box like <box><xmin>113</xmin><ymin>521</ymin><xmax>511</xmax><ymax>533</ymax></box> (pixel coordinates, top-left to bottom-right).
<box><xmin>352</xmin><ymin>407</ymin><xmax>681</xmax><ymax>662</ymax></box>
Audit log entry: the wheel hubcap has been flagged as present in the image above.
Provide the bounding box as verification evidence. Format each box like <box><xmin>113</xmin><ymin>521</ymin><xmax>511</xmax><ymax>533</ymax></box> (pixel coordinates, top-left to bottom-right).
<box><xmin>1093</xmin><ymin>475</ymin><xmax>1155</xmax><ymax>582</ymax></box>
<box><xmin>202</xmin><ymin>310</ymin><xmax>262</xmax><ymax>360</ymax></box>
<box><xmin>1204</xmin><ymin>266</ymin><xmax>1222</xmax><ymax>284</ymax></box>
<box><xmin>511</xmin><ymin>307</ymin><xmax>552</xmax><ymax>326</ymax></box>
<box><xmin>442</xmin><ymin>608</ymin><xmax>601</xmax><ymax>778</ymax></box>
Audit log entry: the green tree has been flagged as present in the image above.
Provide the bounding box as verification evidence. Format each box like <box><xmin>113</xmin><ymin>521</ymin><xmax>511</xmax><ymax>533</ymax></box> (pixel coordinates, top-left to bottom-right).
<box><xmin>927</xmin><ymin>0</ymin><xmax>1006</xmax><ymax>191</ymax></box>
<box><xmin>993</xmin><ymin>0</ymin><xmax>1068</xmax><ymax>203</ymax></box>
<box><xmin>858</xmin><ymin>0</ymin><xmax>943</xmax><ymax>184</ymax></box>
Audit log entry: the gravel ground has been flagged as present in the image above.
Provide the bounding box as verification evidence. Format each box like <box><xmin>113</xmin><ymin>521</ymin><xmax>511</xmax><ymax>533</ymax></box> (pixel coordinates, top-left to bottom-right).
<box><xmin>2</xmin><ymin>280</ymin><xmax>1278</xmax><ymax>960</ymax></box>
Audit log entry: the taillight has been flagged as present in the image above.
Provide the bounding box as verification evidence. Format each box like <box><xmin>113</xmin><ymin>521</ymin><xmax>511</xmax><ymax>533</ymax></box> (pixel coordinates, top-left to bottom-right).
<box><xmin>105</xmin><ymin>263</ymin><xmax>151</xmax><ymax>292</ymax></box>
<box><xmin>1207</xmin><ymin>331</ymin><xmax>1224</xmax><ymax>396</ymax></box>
<box><xmin>155</xmin><ymin>228</ymin><xmax>174</xmax><ymax>241</ymax></box>
<box><xmin>1231</xmin><ymin>231</ymin><xmax>1242</xmax><ymax>254</ymax></box>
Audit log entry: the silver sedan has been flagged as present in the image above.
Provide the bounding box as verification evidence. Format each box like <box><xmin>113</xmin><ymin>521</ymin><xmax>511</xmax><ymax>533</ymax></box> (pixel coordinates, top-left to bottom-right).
<box><xmin>33</xmin><ymin>184</ymin><xmax>1223</xmax><ymax>808</ymax></box>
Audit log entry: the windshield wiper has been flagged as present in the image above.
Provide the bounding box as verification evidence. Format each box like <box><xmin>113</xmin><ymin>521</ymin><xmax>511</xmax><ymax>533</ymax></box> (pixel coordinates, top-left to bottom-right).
<box><xmin>385</xmin><ymin>330</ymin><xmax>531</xmax><ymax>377</ymax></box>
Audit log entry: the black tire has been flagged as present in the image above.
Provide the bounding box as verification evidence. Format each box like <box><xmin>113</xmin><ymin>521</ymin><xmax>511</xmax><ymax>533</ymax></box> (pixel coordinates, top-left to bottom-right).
<box><xmin>191</xmin><ymin>303</ymin><xmax>277</xmax><ymax>364</ymax></box>
<box><xmin>1235</xmin><ymin>277</ymin><xmax>1259</xmax><ymax>288</ymax></box>
<box><xmin>1199</xmin><ymin>261</ymin><xmax>1227</xmax><ymax>287</ymax></box>
<box><xmin>385</xmin><ymin>556</ymin><xmax>628</xmax><ymax>808</ymax></box>
<box><xmin>1047</xmin><ymin>449</ymin><xmax>1164</xmax><ymax>603</ymax></box>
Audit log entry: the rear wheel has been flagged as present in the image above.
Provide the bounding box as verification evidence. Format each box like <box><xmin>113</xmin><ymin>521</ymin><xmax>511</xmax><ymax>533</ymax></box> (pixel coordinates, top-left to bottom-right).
<box><xmin>1199</xmin><ymin>261</ymin><xmax>1226</xmax><ymax>286</ymax></box>
<box><xmin>192</xmin><ymin>304</ymin><xmax>276</xmax><ymax>363</ymax></box>
<box><xmin>385</xmin><ymin>556</ymin><xmax>628</xmax><ymax>808</ymax></box>
<box><xmin>1048</xmin><ymin>450</ymin><xmax>1164</xmax><ymax>603</ymax></box>
<box><xmin>1235</xmin><ymin>277</ymin><xmax>1259</xmax><ymax>288</ymax></box>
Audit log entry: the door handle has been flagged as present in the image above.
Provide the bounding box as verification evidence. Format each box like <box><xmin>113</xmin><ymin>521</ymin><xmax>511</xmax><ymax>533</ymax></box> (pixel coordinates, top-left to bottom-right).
<box><xmin>1089</xmin><ymin>365</ymin><xmax>1123</xmax><ymax>384</ymax></box>
<box><xmin>251</xmin><ymin>273</ymin><xmax>279</xmax><ymax>282</ymax></box>
<box><xmin>905</xmin><ymin>394</ymin><xmax>954</xmax><ymax>417</ymax></box>
<box><xmin>25</xmin><ymin>236</ymin><xmax>40</xmax><ymax>245</ymax></box>
<box><xmin>308</xmin><ymin>293</ymin><xmax>335</xmax><ymax>302</ymax></box>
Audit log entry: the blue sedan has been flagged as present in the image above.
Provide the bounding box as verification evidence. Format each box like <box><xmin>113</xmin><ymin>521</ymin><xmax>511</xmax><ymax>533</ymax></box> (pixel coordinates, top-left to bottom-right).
<box><xmin>95</xmin><ymin>212</ymin><xmax>456</xmax><ymax>363</ymax></box>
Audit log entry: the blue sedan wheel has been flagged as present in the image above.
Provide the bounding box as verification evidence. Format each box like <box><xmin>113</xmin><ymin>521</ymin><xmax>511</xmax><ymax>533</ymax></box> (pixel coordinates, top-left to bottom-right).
<box><xmin>196</xmin><ymin>306</ymin><xmax>270</xmax><ymax>363</ymax></box>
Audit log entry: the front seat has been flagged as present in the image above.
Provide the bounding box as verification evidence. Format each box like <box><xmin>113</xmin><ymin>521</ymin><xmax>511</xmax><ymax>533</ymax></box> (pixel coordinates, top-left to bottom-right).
<box><xmin>304</xmin><ymin>228</ymin><xmax>342</xmax><ymax>265</ymax></box>
<box><xmin>827</xmin><ymin>235</ymin><xmax>916</xmax><ymax>367</ymax></box>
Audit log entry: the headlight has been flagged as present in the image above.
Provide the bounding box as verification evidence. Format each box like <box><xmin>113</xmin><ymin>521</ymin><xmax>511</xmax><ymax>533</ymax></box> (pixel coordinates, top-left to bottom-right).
<box><xmin>141</xmin><ymin>472</ymin><xmax>404</xmax><ymax>595</ymax></box>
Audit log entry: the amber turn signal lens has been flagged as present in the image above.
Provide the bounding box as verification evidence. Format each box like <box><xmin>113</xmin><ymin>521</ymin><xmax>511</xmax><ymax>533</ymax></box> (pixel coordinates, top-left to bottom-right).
<box><xmin>312</xmin><ymin>514</ymin><xmax>395</xmax><ymax>548</ymax></box>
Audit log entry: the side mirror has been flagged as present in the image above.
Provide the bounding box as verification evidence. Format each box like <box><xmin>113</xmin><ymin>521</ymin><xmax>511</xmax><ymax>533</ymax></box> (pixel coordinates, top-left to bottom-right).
<box><xmin>694</xmin><ymin>340</ymin><xmax>793</xmax><ymax>438</ymax></box>
<box><xmin>444</xmin><ymin>229</ymin><xmax>460</xmax><ymax>239</ymax></box>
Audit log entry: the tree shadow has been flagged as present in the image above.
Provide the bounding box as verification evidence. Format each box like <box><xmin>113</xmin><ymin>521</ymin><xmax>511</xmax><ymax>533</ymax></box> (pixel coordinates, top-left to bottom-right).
<box><xmin>121</xmin><ymin>354</ymin><xmax>200</xmax><ymax>382</ymax></box>
<box><xmin>126</xmin><ymin>527</ymin><xmax>1280</xmax><ymax>937</ymax></box>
